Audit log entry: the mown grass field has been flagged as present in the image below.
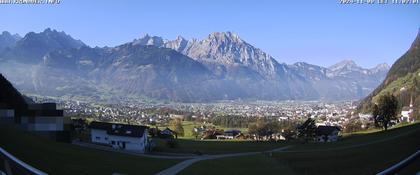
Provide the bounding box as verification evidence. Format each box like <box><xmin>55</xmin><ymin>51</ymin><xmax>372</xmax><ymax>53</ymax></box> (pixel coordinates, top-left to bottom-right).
<box><xmin>180</xmin><ymin>123</ymin><xmax>420</xmax><ymax>175</ymax></box>
<box><xmin>1</xmin><ymin>122</ymin><xmax>419</xmax><ymax>175</ymax></box>
<box><xmin>0</xmin><ymin>126</ymin><xmax>181</xmax><ymax>175</ymax></box>
<box><xmin>154</xmin><ymin>138</ymin><xmax>290</xmax><ymax>154</ymax></box>
<box><xmin>159</xmin><ymin>121</ymin><xmax>248</xmax><ymax>139</ymax></box>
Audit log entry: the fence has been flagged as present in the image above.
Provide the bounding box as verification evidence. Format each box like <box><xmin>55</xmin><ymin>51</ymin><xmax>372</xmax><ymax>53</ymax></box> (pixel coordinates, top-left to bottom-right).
<box><xmin>376</xmin><ymin>150</ymin><xmax>420</xmax><ymax>175</ymax></box>
<box><xmin>0</xmin><ymin>147</ymin><xmax>47</xmax><ymax>175</ymax></box>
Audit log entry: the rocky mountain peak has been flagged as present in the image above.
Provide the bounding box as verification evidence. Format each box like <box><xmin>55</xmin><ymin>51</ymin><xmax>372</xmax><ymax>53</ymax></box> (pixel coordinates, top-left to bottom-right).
<box><xmin>0</xmin><ymin>31</ymin><xmax>21</xmax><ymax>50</ymax></box>
<box><xmin>43</xmin><ymin>28</ymin><xmax>54</xmax><ymax>34</ymax></box>
<box><xmin>176</xmin><ymin>35</ymin><xmax>186</xmax><ymax>41</ymax></box>
<box><xmin>327</xmin><ymin>60</ymin><xmax>367</xmax><ymax>77</ymax></box>
<box><xmin>293</xmin><ymin>62</ymin><xmax>313</xmax><ymax>67</ymax></box>
<box><xmin>1</xmin><ymin>31</ymin><xmax>13</xmax><ymax>38</ymax></box>
<box><xmin>133</xmin><ymin>34</ymin><xmax>164</xmax><ymax>47</ymax></box>
<box><xmin>329</xmin><ymin>59</ymin><xmax>358</xmax><ymax>70</ymax></box>
<box><xmin>0</xmin><ymin>31</ymin><xmax>21</xmax><ymax>40</ymax></box>
<box><xmin>5</xmin><ymin>28</ymin><xmax>85</xmax><ymax>63</ymax></box>
<box><xmin>372</xmin><ymin>63</ymin><xmax>390</xmax><ymax>70</ymax></box>
<box><xmin>206</xmin><ymin>31</ymin><xmax>243</xmax><ymax>44</ymax></box>
<box><xmin>25</xmin><ymin>28</ymin><xmax>84</xmax><ymax>46</ymax></box>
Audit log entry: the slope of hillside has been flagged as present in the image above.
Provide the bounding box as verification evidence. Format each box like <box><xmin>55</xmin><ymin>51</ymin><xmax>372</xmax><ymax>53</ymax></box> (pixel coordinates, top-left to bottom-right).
<box><xmin>181</xmin><ymin>123</ymin><xmax>420</xmax><ymax>175</ymax></box>
<box><xmin>0</xmin><ymin>126</ymin><xmax>181</xmax><ymax>175</ymax></box>
<box><xmin>360</xmin><ymin>30</ymin><xmax>420</xmax><ymax>114</ymax></box>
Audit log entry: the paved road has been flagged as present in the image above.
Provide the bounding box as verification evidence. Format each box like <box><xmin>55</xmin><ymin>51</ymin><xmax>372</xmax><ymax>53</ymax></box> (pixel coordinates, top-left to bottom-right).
<box><xmin>154</xmin><ymin>145</ymin><xmax>293</xmax><ymax>175</ymax></box>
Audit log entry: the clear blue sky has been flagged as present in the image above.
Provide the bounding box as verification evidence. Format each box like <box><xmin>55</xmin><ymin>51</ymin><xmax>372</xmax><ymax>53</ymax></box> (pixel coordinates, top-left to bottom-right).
<box><xmin>0</xmin><ymin>0</ymin><xmax>419</xmax><ymax>68</ymax></box>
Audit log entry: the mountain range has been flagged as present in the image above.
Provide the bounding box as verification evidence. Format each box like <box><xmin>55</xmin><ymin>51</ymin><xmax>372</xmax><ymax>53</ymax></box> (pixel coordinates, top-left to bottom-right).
<box><xmin>0</xmin><ymin>28</ymin><xmax>389</xmax><ymax>103</ymax></box>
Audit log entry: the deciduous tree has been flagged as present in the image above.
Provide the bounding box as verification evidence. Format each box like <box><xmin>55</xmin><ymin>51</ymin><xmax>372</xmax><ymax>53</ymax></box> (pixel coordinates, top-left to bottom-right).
<box><xmin>377</xmin><ymin>94</ymin><xmax>399</xmax><ymax>130</ymax></box>
<box><xmin>297</xmin><ymin>118</ymin><xmax>317</xmax><ymax>142</ymax></box>
<box><xmin>169</xmin><ymin>118</ymin><xmax>184</xmax><ymax>137</ymax></box>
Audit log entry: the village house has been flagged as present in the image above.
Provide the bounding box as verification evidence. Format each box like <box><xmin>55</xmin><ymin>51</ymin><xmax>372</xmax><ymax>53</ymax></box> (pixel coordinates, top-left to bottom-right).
<box><xmin>400</xmin><ymin>97</ymin><xmax>414</xmax><ymax>123</ymax></box>
<box><xmin>315</xmin><ymin>125</ymin><xmax>341</xmax><ymax>142</ymax></box>
<box><xmin>90</xmin><ymin>121</ymin><xmax>149</xmax><ymax>153</ymax></box>
<box><xmin>160</xmin><ymin>127</ymin><xmax>177</xmax><ymax>139</ymax></box>
<box><xmin>216</xmin><ymin>130</ymin><xmax>242</xmax><ymax>140</ymax></box>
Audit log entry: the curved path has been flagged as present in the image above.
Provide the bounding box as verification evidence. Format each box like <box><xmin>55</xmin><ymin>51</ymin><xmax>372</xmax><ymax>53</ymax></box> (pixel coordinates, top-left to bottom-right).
<box><xmin>74</xmin><ymin>141</ymin><xmax>293</xmax><ymax>175</ymax></box>
<box><xmin>154</xmin><ymin>145</ymin><xmax>293</xmax><ymax>175</ymax></box>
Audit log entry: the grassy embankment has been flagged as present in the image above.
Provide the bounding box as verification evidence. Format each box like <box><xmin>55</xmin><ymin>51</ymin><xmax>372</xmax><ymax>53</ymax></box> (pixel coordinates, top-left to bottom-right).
<box><xmin>0</xmin><ymin>126</ymin><xmax>181</xmax><ymax>175</ymax></box>
<box><xmin>180</xmin><ymin>122</ymin><xmax>420</xmax><ymax>175</ymax></box>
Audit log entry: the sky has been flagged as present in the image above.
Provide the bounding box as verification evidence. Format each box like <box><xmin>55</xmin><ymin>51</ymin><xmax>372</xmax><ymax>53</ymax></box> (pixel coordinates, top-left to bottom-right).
<box><xmin>0</xmin><ymin>0</ymin><xmax>419</xmax><ymax>68</ymax></box>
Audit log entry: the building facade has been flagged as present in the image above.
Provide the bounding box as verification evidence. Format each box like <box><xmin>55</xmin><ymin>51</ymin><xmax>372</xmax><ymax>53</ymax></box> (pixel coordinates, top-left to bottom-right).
<box><xmin>90</xmin><ymin>121</ymin><xmax>149</xmax><ymax>153</ymax></box>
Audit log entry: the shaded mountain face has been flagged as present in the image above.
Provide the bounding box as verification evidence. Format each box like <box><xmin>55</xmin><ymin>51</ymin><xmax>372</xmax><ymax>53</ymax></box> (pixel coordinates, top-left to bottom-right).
<box><xmin>289</xmin><ymin>61</ymin><xmax>389</xmax><ymax>100</ymax></box>
<box><xmin>0</xmin><ymin>29</ymin><xmax>390</xmax><ymax>102</ymax></box>
<box><xmin>0</xmin><ymin>28</ymin><xmax>84</xmax><ymax>64</ymax></box>
<box><xmin>0</xmin><ymin>31</ymin><xmax>21</xmax><ymax>52</ymax></box>
<box><xmin>40</xmin><ymin>43</ymin><xmax>231</xmax><ymax>102</ymax></box>
<box><xmin>360</xmin><ymin>30</ymin><xmax>420</xmax><ymax>113</ymax></box>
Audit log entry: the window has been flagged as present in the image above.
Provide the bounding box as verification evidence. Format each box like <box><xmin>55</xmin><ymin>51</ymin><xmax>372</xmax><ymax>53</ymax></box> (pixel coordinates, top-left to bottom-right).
<box><xmin>111</xmin><ymin>141</ymin><xmax>115</xmax><ymax>145</ymax></box>
<box><xmin>105</xmin><ymin>137</ymin><xmax>108</xmax><ymax>140</ymax></box>
<box><xmin>95</xmin><ymin>136</ymin><xmax>100</xmax><ymax>140</ymax></box>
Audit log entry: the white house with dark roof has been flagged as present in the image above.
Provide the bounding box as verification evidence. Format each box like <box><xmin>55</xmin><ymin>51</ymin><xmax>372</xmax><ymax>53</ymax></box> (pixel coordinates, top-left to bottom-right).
<box><xmin>315</xmin><ymin>125</ymin><xmax>341</xmax><ymax>142</ymax></box>
<box><xmin>90</xmin><ymin>121</ymin><xmax>149</xmax><ymax>153</ymax></box>
<box><xmin>400</xmin><ymin>97</ymin><xmax>414</xmax><ymax>123</ymax></box>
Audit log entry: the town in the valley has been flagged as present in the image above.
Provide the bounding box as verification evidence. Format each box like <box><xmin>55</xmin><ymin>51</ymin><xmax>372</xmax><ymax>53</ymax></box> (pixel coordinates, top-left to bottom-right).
<box><xmin>26</xmin><ymin>94</ymin><xmax>416</xmax><ymax>152</ymax></box>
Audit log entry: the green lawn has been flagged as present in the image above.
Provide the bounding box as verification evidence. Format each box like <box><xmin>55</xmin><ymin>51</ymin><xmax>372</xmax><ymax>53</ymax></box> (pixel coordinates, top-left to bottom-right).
<box><xmin>0</xmin><ymin>126</ymin><xmax>181</xmax><ymax>175</ymax></box>
<box><xmin>159</xmin><ymin>121</ymin><xmax>248</xmax><ymax>139</ymax></box>
<box><xmin>289</xmin><ymin>121</ymin><xmax>420</xmax><ymax>151</ymax></box>
<box><xmin>154</xmin><ymin>138</ymin><xmax>290</xmax><ymax>154</ymax></box>
<box><xmin>180</xmin><ymin>123</ymin><xmax>420</xmax><ymax>175</ymax></box>
<box><xmin>2</xmin><ymin>122</ymin><xmax>419</xmax><ymax>175</ymax></box>
<box><xmin>181</xmin><ymin>154</ymin><xmax>296</xmax><ymax>175</ymax></box>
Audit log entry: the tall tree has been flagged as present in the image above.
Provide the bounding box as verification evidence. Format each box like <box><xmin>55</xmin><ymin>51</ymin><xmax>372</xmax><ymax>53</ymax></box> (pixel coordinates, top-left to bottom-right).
<box><xmin>371</xmin><ymin>104</ymin><xmax>380</xmax><ymax>128</ymax></box>
<box><xmin>297</xmin><ymin>118</ymin><xmax>317</xmax><ymax>142</ymax></box>
<box><xmin>377</xmin><ymin>94</ymin><xmax>399</xmax><ymax>130</ymax></box>
<box><xmin>169</xmin><ymin>118</ymin><xmax>184</xmax><ymax>137</ymax></box>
